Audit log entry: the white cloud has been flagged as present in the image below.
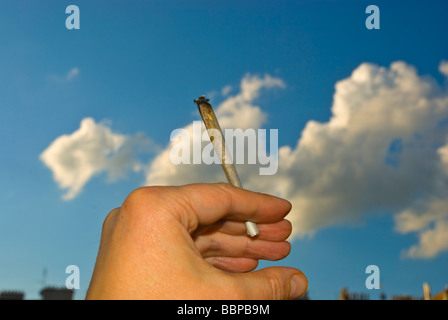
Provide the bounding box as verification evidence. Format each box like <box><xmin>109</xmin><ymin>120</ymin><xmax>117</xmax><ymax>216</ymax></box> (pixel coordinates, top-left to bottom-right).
<box><xmin>48</xmin><ymin>67</ymin><xmax>80</xmax><ymax>83</ymax></box>
<box><xmin>439</xmin><ymin>60</ymin><xmax>448</xmax><ymax>77</ymax></box>
<box><xmin>439</xmin><ymin>142</ymin><xmax>448</xmax><ymax>174</ymax></box>
<box><xmin>273</xmin><ymin>62</ymin><xmax>448</xmax><ymax>233</ymax></box>
<box><xmin>403</xmin><ymin>219</ymin><xmax>448</xmax><ymax>259</ymax></box>
<box><xmin>221</xmin><ymin>85</ymin><xmax>233</xmax><ymax>96</ymax></box>
<box><xmin>271</xmin><ymin>61</ymin><xmax>448</xmax><ymax>259</ymax></box>
<box><xmin>144</xmin><ymin>63</ymin><xmax>448</xmax><ymax>259</ymax></box>
<box><xmin>65</xmin><ymin>67</ymin><xmax>80</xmax><ymax>81</ymax></box>
<box><xmin>40</xmin><ymin>118</ymin><xmax>153</xmax><ymax>200</ymax></box>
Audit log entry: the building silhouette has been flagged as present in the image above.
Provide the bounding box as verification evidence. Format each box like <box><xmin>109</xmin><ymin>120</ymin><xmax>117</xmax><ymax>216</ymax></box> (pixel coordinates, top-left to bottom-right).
<box><xmin>422</xmin><ymin>283</ymin><xmax>448</xmax><ymax>300</ymax></box>
<box><xmin>0</xmin><ymin>291</ymin><xmax>25</xmax><ymax>300</ymax></box>
<box><xmin>338</xmin><ymin>287</ymin><xmax>369</xmax><ymax>300</ymax></box>
<box><xmin>1</xmin><ymin>281</ymin><xmax>446</xmax><ymax>300</ymax></box>
<box><xmin>40</xmin><ymin>286</ymin><xmax>74</xmax><ymax>300</ymax></box>
<box><xmin>339</xmin><ymin>283</ymin><xmax>448</xmax><ymax>300</ymax></box>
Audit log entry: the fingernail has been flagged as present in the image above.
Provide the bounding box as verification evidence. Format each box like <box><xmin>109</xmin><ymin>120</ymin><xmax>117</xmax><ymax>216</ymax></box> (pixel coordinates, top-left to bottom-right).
<box><xmin>290</xmin><ymin>274</ymin><xmax>307</xmax><ymax>299</ymax></box>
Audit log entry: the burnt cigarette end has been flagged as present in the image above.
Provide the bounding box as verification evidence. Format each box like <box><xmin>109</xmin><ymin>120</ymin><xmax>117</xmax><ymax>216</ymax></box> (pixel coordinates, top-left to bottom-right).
<box><xmin>194</xmin><ymin>95</ymin><xmax>210</xmax><ymax>106</ymax></box>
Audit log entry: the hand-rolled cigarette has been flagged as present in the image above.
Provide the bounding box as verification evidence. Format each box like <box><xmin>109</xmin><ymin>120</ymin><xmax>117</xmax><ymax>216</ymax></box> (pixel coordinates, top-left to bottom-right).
<box><xmin>194</xmin><ymin>95</ymin><xmax>259</xmax><ymax>237</ymax></box>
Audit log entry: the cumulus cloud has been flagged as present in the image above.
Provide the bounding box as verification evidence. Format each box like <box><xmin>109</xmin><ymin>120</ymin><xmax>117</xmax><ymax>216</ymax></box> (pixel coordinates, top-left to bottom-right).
<box><xmin>221</xmin><ymin>85</ymin><xmax>233</xmax><ymax>96</ymax></box>
<box><xmin>65</xmin><ymin>67</ymin><xmax>80</xmax><ymax>81</ymax></box>
<box><xmin>48</xmin><ymin>67</ymin><xmax>80</xmax><ymax>83</ymax></box>
<box><xmin>144</xmin><ymin>63</ymin><xmax>448</xmax><ymax>259</ymax></box>
<box><xmin>275</xmin><ymin>62</ymin><xmax>448</xmax><ymax>235</ymax></box>
<box><xmin>394</xmin><ymin>198</ymin><xmax>448</xmax><ymax>258</ymax></box>
<box><xmin>40</xmin><ymin>118</ymin><xmax>153</xmax><ymax>200</ymax></box>
<box><xmin>439</xmin><ymin>60</ymin><xmax>448</xmax><ymax>77</ymax></box>
<box><xmin>276</xmin><ymin>61</ymin><xmax>448</xmax><ymax>259</ymax></box>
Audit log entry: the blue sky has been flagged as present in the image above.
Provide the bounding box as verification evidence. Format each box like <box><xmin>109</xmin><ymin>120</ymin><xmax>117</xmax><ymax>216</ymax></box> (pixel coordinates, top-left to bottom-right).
<box><xmin>1</xmin><ymin>0</ymin><xmax>448</xmax><ymax>299</ymax></box>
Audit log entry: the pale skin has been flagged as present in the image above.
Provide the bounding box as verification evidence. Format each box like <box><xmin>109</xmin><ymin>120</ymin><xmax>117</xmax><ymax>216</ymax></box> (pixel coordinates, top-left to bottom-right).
<box><xmin>86</xmin><ymin>183</ymin><xmax>308</xmax><ymax>299</ymax></box>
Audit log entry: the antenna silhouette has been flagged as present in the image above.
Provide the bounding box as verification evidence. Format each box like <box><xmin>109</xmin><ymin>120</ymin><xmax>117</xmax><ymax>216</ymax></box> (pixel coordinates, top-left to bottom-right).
<box><xmin>41</xmin><ymin>268</ymin><xmax>48</xmax><ymax>287</ymax></box>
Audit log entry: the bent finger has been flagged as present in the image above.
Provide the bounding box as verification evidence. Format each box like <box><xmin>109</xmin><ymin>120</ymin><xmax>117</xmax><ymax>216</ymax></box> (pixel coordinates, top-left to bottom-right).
<box><xmin>169</xmin><ymin>183</ymin><xmax>292</xmax><ymax>233</ymax></box>
<box><xmin>194</xmin><ymin>219</ymin><xmax>292</xmax><ymax>241</ymax></box>
<box><xmin>196</xmin><ymin>232</ymin><xmax>291</xmax><ymax>261</ymax></box>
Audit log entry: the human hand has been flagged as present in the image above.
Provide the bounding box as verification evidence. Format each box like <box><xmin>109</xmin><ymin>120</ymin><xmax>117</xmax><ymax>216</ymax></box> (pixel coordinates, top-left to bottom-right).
<box><xmin>86</xmin><ymin>183</ymin><xmax>307</xmax><ymax>299</ymax></box>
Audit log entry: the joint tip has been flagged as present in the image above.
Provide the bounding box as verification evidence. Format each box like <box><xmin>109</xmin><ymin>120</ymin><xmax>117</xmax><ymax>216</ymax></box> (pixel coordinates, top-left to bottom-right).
<box><xmin>194</xmin><ymin>95</ymin><xmax>210</xmax><ymax>106</ymax></box>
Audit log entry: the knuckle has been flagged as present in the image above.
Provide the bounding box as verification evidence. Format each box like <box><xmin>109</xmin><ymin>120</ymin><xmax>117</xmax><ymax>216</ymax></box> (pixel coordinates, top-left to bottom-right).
<box><xmin>121</xmin><ymin>186</ymin><xmax>165</xmax><ymax>221</ymax></box>
<box><xmin>215</xmin><ymin>182</ymin><xmax>236</xmax><ymax>195</ymax></box>
<box><xmin>102</xmin><ymin>207</ymin><xmax>120</xmax><ymax>233</ymax></box>
<box><xmin>125</xmin><ymin>186</ymin><xmax>162</xmax><ymax>204</ymax></box>
<box><xmin>214</xmin><ymin>182</ymin><xmax>236</xmax><ymax>206</ymax></box>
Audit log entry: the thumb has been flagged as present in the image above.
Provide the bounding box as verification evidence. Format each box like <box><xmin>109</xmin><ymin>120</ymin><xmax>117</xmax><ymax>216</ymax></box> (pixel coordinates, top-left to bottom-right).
<box><xmin>235</xmin><ymin>267</ymin><xmax>308</xmax><ymax>300</ymax></box>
